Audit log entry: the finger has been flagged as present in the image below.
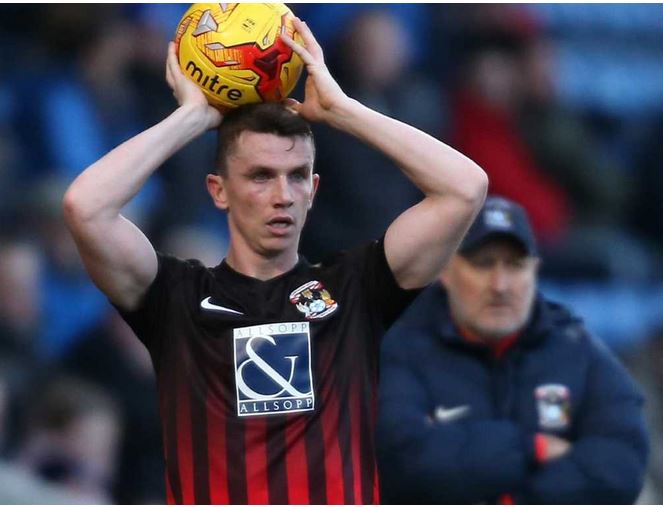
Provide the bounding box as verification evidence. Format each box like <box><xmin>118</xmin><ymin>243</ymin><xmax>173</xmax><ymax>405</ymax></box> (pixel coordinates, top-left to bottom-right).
<box><xmin>291</xmin><ymin>17</ymin><xmax>324</xmax><ymax>62</ymax></box>
<box><xmin>165</xmin><ymin>62</ymin><xmax>175</xmax><ymax>90</ymax></box>
<box><xmin>168</xmin><ymin>41</ymin><xmax>178</xmax><ymax>61</ymax></box>
<box><xmin>282</xmin><ymin>97</ymin><xmax>301</xmax><ymax>114</ymax></box>
<box><xmin>281</xmin><ymin>31</ymin><xmax>316</xmax><ymax>67</ymax></box>
<box><xmin>165</xmin><ymin>45</ymin><xmax>176</xmax><ymax>89</ymax></box>
<box><xmin>167</xmin><ymin>41</ymin><xmax>185</xmax><ymax>80</ymax></box>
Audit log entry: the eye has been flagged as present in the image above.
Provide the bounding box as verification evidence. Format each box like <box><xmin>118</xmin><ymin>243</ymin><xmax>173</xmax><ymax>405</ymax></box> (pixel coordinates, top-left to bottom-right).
<box><xmin>289</xmin><ymin>170</ymin><xmax>307</xmax><ymax>182</ymax></box>
<box><xmin>469</xmin><ymin>257</ymin><xmax>494</xmax><ymax>269</ymax></box>
<box><xmin>508</xmin><ymin>258</ymin><xmax>527</xmax><ymax>270</ymax></box>
<box><xmin>251</xmin><ymin>171</ymin><xmax>271</xmax><ymax>182</ymax></box>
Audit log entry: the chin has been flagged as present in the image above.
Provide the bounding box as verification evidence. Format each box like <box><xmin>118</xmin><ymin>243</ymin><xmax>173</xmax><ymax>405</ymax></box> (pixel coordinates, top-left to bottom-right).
<box><xmin>478</xmin><ymin>319</ymin><xmax>523</xmax><ymax>340</ymax></box>
<box><xmin>260</xmin><ymin>238</ymin><xmax>296</xmax><ymax>256</ymax></box>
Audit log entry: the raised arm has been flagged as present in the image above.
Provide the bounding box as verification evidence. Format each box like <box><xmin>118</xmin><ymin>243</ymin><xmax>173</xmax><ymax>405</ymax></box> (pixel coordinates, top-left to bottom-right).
<box><xmin>63</xmin><ymin>42</ymin><xmax>221</xmax><ymax>310</ymax></box>
<box><xmin>283</xmin><ymin>18</ymin><xmax>488</xmax><ymax>289</ymax></box>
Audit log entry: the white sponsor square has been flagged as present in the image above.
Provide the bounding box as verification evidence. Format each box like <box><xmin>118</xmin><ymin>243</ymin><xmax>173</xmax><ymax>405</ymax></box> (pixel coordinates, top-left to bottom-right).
<box><xmin>233</xmin><ymin>322</ymin><xmax>315</xmax><ymax>417</ymax></box>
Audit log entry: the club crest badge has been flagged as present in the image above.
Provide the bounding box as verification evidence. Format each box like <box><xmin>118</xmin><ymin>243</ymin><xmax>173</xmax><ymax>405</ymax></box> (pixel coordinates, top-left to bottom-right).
<box><xmin>289</xmin><ymin>280</ymin><xmax>338</xmax><ymax>320</ymax></box>
<box><xmin>535</xmin><ymin>384</ymin><xmax>571</xmax><ymax>430</ymax></box>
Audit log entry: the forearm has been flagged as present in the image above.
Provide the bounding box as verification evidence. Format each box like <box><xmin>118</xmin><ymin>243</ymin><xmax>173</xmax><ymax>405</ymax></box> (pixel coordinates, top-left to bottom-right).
<box><xmin>379</xmin><ymin>417</ymin><xmax>533</xmax><ymax>503</ymax></box>
<box><xmin>521</xmin><ymin>437</ymin><xmax>647</xmax><ymax>504</ymax></box>
<box><xmin>327</xmin><ymin>98</ymin><xmax>487</xmax><ymax>200</ymax></box>
<box><xmin>64</xmin><ymin>104</ymin><xmax>208</xmax><ymax>221</ymax></box>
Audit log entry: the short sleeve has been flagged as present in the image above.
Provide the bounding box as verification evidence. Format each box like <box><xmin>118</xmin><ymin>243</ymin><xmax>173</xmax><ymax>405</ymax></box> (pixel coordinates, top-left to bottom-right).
<box><xmin>349</xmin><ymin>237</ymin><xmax>423</xmax><ymax>330</ymax></box>
<box><xmin>113</xmin><ymin>252</ymin><xmax>191</xmax><ymax>358</ymax></box>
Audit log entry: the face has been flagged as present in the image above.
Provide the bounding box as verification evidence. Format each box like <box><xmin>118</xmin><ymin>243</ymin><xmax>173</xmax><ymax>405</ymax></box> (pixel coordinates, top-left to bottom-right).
<box><xmin>440</xmin><ymin>238</ymin><xmax>539</xmax><ymax>341</ymax></box>
<box><xmin>349</xmin><ymin>12</ymin><xmax>409</xmax><ymax>88</ymax></box>
<box><xmin>207</xmin><ymin>131</ymin><xmax>318</xmax><ymax>259</ymax></box>
<box><xmin>471</xmin><ymin>50</ymin><xmax>521</xmax><ymax>110</ymax></box>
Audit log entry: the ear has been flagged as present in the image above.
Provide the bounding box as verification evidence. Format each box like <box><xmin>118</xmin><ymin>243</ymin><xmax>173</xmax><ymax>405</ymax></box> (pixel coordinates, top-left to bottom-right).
<box><xmin>531</xmin><ymin>256</ymin><xmax>542</xmax><ymax>274</ymax></box>
<box><xmin>308</xmin><ymin>173</ymin><xmax>320</xmax><ymax>210</ymax></box>
<box><xmin>206</xmin><ymin>173</ymin><xmax>229</xmax><ymax>211</ymax></box>
<box><xmin>438</xmin><ymin>259</ymin><xmax>454</xmax><ymax>287</ymax></box>
<box><xmin>439</xmin><ymin>268</ymin><xmax>450</xmax><ymax>287</ymax></box>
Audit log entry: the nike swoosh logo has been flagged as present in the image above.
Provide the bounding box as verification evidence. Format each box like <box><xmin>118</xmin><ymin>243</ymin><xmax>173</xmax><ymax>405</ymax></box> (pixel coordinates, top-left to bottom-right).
<box><xmin>200</xmin><ymin>297</ymin><xmax>244</xmax><ymax>315</ymax></box>
<box><xmin>434</xmin><ymin>405</ymin><xmax>470</xmax><ymax>423</ymax></box>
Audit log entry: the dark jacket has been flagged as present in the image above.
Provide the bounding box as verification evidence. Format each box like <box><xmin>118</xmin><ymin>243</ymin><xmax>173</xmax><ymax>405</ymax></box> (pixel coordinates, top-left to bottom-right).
<box><xmin>377</xmin><ymin>285</ymin><xmax>648</xmax><ymax>504</ymax></box>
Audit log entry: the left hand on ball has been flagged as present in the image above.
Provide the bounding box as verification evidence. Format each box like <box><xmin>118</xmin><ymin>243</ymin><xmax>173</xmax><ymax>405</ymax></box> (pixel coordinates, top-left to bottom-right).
<box><xmin>280</xmin><ymin>17</ymin><xmax>351</xmax><ymax>123</ymax></box>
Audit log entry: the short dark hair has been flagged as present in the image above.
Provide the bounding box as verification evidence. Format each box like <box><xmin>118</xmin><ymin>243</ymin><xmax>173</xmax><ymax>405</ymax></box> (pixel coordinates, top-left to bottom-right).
<box><xmin>215</xmin><ymin>103</ymin><xmax>315</xmax><ymax>175</ymax></box>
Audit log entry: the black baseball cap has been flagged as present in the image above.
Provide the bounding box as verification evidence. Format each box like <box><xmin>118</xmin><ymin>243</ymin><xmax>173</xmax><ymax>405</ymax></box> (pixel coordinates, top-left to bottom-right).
<box><xmin>459</xmin><ymin>196</ymin><xmax>538</xmax><ymax>256</ymax></box>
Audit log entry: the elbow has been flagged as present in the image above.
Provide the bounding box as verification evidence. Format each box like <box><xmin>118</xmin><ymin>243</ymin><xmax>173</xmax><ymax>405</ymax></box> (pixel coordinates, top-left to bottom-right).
<box><xmin>454</xmin><ymin>161</ymin><xmax>489</xmax><ymax>209</ymax></box>
<box><xmin>62</xmin><ymin>185</ymin><xmax>96</xmax><ymax>227</ymax></box>
<box><xmin>471</xmin><ymin>162</ymin><xmax>489</xmax><ymax>203</ymax></box>
<box><xmin>62</xmin><ymin>187</ymin><xmax>80</xmax><ymax>226</ymax></box>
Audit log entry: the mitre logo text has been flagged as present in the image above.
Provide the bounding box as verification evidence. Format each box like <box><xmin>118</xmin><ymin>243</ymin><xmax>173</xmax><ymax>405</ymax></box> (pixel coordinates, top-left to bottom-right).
<box><xmin>185</xmin><ymin>61</ymin><xmax>243</xmax><ymax>101</ymax></box>
<box><xmin>233</xmin><ymin>322</ymin><xmax>314</xmax><ymax>417</ymax></box>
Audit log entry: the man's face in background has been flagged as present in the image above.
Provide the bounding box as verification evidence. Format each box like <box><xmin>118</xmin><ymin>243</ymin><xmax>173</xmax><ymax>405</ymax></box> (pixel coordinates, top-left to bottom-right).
<box><xmin>440</xmin><ymin>237</ymin><xmax>539</xmax><ymax>341</ymax></box>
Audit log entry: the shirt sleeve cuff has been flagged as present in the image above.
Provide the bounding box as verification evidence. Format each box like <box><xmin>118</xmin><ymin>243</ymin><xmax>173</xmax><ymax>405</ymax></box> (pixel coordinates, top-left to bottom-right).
<box><xmin>534</xmin><ymin>433</ymin><xmax>548</xmax><ymax>464</ymax></box>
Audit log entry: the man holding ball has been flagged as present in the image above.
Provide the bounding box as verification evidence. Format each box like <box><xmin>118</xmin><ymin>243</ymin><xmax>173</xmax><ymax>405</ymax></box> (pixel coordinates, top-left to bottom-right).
<box><xmin>63</xmin><ymin>15</ymin><xmax>487</xmax><ymax>504</ymax></box>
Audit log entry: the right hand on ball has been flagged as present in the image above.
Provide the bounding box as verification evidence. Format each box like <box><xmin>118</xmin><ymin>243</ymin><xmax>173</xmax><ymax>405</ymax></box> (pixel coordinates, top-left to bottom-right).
<box><xmin>165</xmin><ymin>41</ymin><xmax>222</xmax><ymax>130</ymax></box>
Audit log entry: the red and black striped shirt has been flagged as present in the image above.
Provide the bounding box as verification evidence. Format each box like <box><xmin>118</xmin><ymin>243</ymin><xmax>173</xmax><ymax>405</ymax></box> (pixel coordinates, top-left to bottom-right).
<box><xmin>118</xmin><ymin>238</ymin><xmax>419</xmax><ymax>504</ymax></box>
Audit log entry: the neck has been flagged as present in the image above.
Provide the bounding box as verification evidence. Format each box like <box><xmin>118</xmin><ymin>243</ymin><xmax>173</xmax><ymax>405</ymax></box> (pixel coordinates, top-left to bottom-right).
<box><xmin>455</xmin><ymin>322</ymin><xmax>521</xmax><ymax>358</ymax></box>
<box><xmin>456</xmin><ymin>324</ymin><xmax>486</xmax><ymax>345</ymax></box>
<box><xmin>225</xmin><ymin>245</ymin><xmax>299</xmax><ymax>281</ymax></box>
<box><xmin>453</xmin><ymin>318</ymin><xmax>518</xmax><ymax>346</ymax></box>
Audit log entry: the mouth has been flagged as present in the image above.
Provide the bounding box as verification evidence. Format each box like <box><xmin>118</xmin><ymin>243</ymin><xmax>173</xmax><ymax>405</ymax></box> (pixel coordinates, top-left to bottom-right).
<box><xmin>486</xmin><ymin>301</ymin><xmax>512</xmax><ymax>310</ymax></box>
<box><xmin>266</xmin><ymin>216</ymin><xmax>295</xmax><ymax>234</ymax></box>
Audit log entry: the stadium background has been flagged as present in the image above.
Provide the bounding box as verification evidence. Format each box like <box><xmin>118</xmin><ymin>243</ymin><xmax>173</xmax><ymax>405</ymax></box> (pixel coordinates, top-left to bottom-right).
<box><xmin>1</xmin><ymin>3</ymin><xmax>663</xmax><ymax>503</ymax></box>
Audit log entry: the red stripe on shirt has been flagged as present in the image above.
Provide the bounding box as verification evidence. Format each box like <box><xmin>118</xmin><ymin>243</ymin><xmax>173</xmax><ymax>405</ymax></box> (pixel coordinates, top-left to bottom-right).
<box><xmin>207</xmin><ymin>404</ymin><xmax>229</xmax><ymax>504</ymax></box>
<box><xmin>285</xmin><ymin>415</ymin><xmax>310</xmax><ymax>504</ymax></box>
<box><xmin>165</xmin><ymin>471</ymin><xmax>175</xmax><ymax>504</ymax></box>
<box><xmin>245</xmin><ymin>418</ymin><xmax>269</xmax><ymax>504</ymax></box>
<box><xmin>176</xmin><ymin>376</ymin><xmax>195</xmax><ymax>504</ymax></box>
<box><xmin>322</xmin><ymin>388</ymin><xmax>345</xmax><ymax>504</ymax></box>
<box><xmin>350</xmin><ymin>380</ymin><xmax>363</xmax><ymax>504</ymax></box>
<box><xmin>367</xmin><ymin>377</ymin><xmax>380</xmax><ymax>504</ymax></box>
<box><xmin>499</xmin><ymin>493</ymin><xmax>515</xmax><ymax>504</ymax></box>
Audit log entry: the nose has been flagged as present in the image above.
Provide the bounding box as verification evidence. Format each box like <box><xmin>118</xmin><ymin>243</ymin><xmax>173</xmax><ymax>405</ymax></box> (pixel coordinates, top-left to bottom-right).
<box><xmin>489</xmin><ymin>263</ymin><xmax>510</xmax><ymax>292</ymax></box>
<box><xmin>273</xmin><ymin>176</ymin><xmax>294</xmax><ymax>208</ymax></box>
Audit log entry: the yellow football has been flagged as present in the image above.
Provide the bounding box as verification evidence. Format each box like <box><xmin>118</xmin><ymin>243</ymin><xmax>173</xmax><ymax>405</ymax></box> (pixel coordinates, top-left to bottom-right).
<box><xmin>174</xmin><ymin>3</ymin><xmax>304</xmax><ymax>110</ymax></box>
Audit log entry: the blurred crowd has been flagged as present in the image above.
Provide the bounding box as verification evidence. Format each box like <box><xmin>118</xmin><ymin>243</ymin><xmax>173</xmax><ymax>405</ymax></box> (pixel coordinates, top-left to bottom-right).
<box><xmin>1</xmin><ymin>3</ymin><xmax>663</xmax><ymax>503</ymax></box>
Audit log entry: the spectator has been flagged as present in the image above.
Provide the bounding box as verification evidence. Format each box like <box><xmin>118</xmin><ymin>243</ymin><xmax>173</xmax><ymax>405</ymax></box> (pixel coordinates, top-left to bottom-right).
<box><xmin>9</xmin><ymin>376</ymin><xmax>123</xmax><ymax>504</ymax></box>
<box><xmin>517</xmin><ymin>36</ymin><xmax>653</xmax><ymax>281</ymax></box>
<box><xmin>301</xmin><ymin>9</ymin><xmax>444</xmax><ymax>260</ymax></box>
<box><xmin>0</xmin><ymin>240</ymin><xmax>42</xmax><ymax>362</ymax></box>
<box><xmin>0</xmin><ymin>364</ymin><xmax>92</xmax><ymax>504</ymax></box>
<box><xmin>451</xmin><ymin>30</ymin><xmax>571</xmax><ymax>247</ymax></box>
<box><xmin>10</xmin><ymin>5</ymin><xmax>163</xmax><ymax>225</ymax></box>
<box><xmin>377</xmin><ymin>196</ymin><xmax>649</xmax><ymax>504</ymax></box>
<box><xmin>63</xmin><ymin>312</ymin><xmax>163</xmax><ymax>503</ymax></box>
<box><xmin>24</xmin><ymin>177</ymin><xmax>109</xmax><ymax>360</ymax></box>
<box><xmin>519</xmin><ymin>38</ymin><xmax>629</xmax><ymax>228</ymax></box>
<box><xmin>633</xmin><ymin>115</ymin><xmax>663</xmax><ymax>262</ymax></box>
<box><xmin>451</xmin><ymin>24</ymin><xmax>655</xmax><ymax>280</ymax></box>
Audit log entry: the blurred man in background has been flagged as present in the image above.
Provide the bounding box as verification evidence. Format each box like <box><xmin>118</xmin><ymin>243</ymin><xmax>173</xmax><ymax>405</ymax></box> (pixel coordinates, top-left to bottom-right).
<box><xmin>63</xmin><ymin>312</ymin><xmax>163</xmax><ymax>503</ymax></box>
<box><xmin>1</xmin><ymin>375</ymin><xmax>122</xmax><ymax>504</ymax></box>
<box><xmin>377</xmin><ymin>196</ymin><xmax>649</xmax><ymax>504</ymax></box>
